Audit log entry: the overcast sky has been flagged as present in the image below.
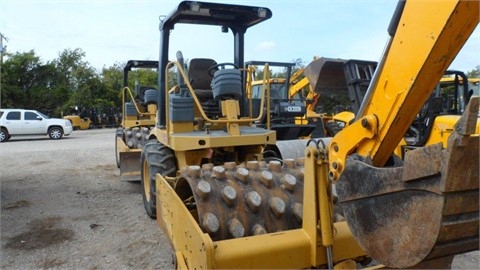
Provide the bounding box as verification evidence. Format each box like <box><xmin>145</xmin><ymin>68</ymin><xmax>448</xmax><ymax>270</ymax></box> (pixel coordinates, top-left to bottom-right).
<box><xmin>1</xmin><ymin>0</ymin><xmax>479</xmax><ymax>72</ymax></box>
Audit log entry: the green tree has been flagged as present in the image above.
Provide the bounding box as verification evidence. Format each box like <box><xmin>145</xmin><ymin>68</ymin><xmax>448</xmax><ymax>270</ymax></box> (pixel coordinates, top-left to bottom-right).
<box><xmin>53</xmin><ymin>48</ymin><xmax>108</xmax><ymax>116</ymax></box>
<box><xmin>101</xmin><ymin>62</ymin><xmax>124</xmax><ymax>109</ymax></box>
<box><xmin>1</xmin><ymin>48</ymin><xmax>154</xmax><ymax>119</ymax></box>
<box><xmin>467</xmin><ymin>65</ymin><xmax>480</xmax><ymax>78</ymax></box>
<box><xmin>1</xmin><ymin>50</ymin><xmax>60</xmax><ymax>114</ymax></box>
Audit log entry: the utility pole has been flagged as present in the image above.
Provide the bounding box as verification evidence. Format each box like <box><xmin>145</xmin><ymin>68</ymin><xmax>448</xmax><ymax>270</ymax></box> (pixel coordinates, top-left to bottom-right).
<box><xmin>0</xmin><ymin>32</ymin><xmax>7</xmax><ymax>109</ymax></box>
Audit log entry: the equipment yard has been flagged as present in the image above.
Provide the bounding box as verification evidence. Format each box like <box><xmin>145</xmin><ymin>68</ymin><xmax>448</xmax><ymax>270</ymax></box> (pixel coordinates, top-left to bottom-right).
<box><xmin>0</xmin><ymin>129</ymin><xmax>477</xmax><ymax>269</ymax></box>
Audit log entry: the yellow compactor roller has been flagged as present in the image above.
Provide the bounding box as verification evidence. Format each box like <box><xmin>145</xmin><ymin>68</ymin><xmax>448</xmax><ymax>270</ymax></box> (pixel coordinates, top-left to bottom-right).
<box><xmin>116</xmin><ymin>60</ymin><xmax>158</xmax><ymax>180</ymax></box>
<box><xmin>139</xmin><ymin>0</ymin><xmax>479</xmax><ymax>268</ymax></box>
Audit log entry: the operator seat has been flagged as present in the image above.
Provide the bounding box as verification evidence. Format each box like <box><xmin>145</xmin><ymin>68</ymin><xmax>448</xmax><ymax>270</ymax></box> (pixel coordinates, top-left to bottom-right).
<box><xmin>188</xmin><ymin>58</ymin><xmax>221</xmax><ymax>118</ymax></box>
<box><xmin>188</xmin><ymin>58</ymin><xmax>218</xmax><ymax>100</ymax></box>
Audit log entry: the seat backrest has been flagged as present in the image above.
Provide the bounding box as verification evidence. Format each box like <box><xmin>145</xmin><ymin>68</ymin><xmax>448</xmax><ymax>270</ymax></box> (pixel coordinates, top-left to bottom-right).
<box><xmin>188</xmin><ymin>58</ymin><xmax>217</xmax><ymax>89</ymax></box>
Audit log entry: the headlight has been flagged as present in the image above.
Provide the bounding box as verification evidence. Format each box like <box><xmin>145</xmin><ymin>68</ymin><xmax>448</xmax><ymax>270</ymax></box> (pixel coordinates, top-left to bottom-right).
<box><xmin>65</xmin><ymin>120</ymin><xmax>72</xmax><ymax>126</ymax></box>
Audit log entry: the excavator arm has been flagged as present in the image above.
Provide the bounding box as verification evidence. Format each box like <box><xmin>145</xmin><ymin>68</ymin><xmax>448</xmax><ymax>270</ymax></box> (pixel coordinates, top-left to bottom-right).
<box><xmin>288</xmin><ymin>67</ymin><xmax>317</xmax><ymax>108</ymax></box>
<box><xmin>329</xmin><ymin>0</ymin><xmax>479</xmax><ymax>174</ymax></box>
<box><xmin>327</xmin><ymin>0</ymin><xmax>479</xmax><ymax>267</ymax></box>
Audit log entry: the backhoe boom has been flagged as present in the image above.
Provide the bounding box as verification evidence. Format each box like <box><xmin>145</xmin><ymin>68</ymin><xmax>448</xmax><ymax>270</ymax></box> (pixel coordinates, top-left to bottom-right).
<box><xmin>329</xmin><ymin>0</ymin><xmax>479</xmax><ymax>177</ymax></box>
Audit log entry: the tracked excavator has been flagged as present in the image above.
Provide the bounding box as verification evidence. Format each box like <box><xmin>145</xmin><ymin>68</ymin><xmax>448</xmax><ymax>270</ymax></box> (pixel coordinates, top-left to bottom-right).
<box><xmin>144</xmin><ymin>0</ymin><xmax>479</xmax><ymax>268</ymax></box>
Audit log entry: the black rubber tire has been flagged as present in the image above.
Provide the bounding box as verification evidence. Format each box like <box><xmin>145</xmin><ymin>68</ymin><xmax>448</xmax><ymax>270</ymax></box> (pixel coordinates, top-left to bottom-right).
<box><xmin>0</xmin><ymin>128</ymin><xmax>9</xmax><ymax>142</ymax></box>
<box><xmin>141</xmin><ymin>140</ymin><xmax>176</xmax><ymax>219</ymax></box>
<box><xmin>115</xmin><ymin>127</ymin><xmax>124</xmax><ymax>168</ymax></box>
<box><xmin>48</xmin><ymin>126</ymin><xmax>63</xmax><ymax>140</ymax></box>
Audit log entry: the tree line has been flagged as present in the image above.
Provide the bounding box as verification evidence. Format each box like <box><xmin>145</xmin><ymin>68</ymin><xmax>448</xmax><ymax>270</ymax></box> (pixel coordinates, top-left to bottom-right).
<box><xmin>0</xmin><ymin>48</ymin><xmax>158</xmax><ymax>118</ymax></box>
<box><xmin>1</xmin><ymin>48</ymin><xmax>478</xmax><ymax>118</ymax></box>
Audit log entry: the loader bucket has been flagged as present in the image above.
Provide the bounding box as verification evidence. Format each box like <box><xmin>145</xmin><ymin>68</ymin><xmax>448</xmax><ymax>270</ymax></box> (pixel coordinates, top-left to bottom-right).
<box><xmin>119</xmin><ymin>150</ymin><xmax>142</xmax><ymax>181</ymax></box>
<box><xmin>303</xmin><ymin>57</ymin><xmax>348</xmax><ymax>94</ymax></box>
<box><xmin>336</xmin><ymin>97</ymin><xmax>479</xmax><ymax>268</ymax></box>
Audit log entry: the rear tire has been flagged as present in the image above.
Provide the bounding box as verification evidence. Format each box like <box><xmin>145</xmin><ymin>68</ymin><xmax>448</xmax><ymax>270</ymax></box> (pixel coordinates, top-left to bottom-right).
<box><xmin>0</xmin><ymin>128</ymin><xmax>9</xmax><ymax>142</ymax></box>
<box><xmin>141</xmin><ymin>140</ymin><xmax>176</xmax><ymax>219</ymax></box>
<box><xmin>48</xmin><ymin>126</ymin><xmax>63</xmax><ymax>140</ymax></box>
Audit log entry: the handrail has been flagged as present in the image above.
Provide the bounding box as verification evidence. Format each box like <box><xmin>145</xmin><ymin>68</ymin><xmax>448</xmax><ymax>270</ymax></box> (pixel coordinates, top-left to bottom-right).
<box><xmin>263</xmin><ymin>65</ymin><xmax>271</xmax><ymax>129</ymax></box>
<box><xmin>121</xmin><ymin>86</ymin><xmax>156</xmax><ymax>120</ymax></box>
<box><xmin>245</xmin><ymin>65</ymin><xmax>255</xmax><ymax>118</ymax></box>
<box><xmin>165</xmin><ymin>61</ymin><xmax>268</xmax><ymax>125</ymax></box>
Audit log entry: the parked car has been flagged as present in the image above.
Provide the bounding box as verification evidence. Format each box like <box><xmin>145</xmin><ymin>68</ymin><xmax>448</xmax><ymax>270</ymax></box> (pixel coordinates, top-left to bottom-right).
<box><xmin>0</xmin><ymin>109</ymin><xmax>73</xmax><ymax>142</ymax></box>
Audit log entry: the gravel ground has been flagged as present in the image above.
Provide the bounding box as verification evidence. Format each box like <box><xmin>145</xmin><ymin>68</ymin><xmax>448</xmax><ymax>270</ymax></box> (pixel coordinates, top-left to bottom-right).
<box><xmin>0</xmin><ymin>128</ymin><xmax>478</xmax><ymax>269</ymax></box>
<box><xmin>1</xmin><ymin>129</ymin><xmax>172</xmax><ymax>269</ymax></box>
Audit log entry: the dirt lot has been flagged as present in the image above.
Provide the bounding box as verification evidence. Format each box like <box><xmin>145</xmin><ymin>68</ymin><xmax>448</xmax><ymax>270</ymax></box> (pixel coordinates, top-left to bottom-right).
<box><xmin>1</xmin><ymin>129</ymin><xmax>172</xmax><ymax>269</ymax></box>
<box><xmin>0</xmin><ymin>128</ymin><xmax>478</xmax><ymax>269</ymax></box>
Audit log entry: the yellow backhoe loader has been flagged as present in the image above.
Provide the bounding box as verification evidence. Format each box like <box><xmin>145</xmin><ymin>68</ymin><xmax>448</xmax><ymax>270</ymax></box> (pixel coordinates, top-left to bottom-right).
<box><xmin>247</xmin><ymin>58</ymin><xmax>352</xmax><ymax>139</ymax></box>
<box><xmin>245</xmin><ymin>61</ymin><xmax>318</xmax><ymax>140</ymax></box>
<box><xmin>312</xmin><ymin>58</ymin><xmax>480</xmax><ymax>156</ymax></box>
<box><xmin>142</xmin><ymin>0</ymin><xmax>478</xmax><ymax>268</ymax></box>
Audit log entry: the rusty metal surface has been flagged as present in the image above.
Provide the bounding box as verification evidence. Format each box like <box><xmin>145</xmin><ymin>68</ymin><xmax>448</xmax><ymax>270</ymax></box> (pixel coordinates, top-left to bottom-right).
<box><xmin>119</xmin><ymin>151</ymin><xmax>141</xmax><ymax>181</ymax></box>
<box><xmin>336</xmin><ymin>99</ymin><xmax>479</xmax><ymax>268</ymax></box>
<box><xmin>304</xmin><ymin>57</ymin><xmax>348</xmax><ymax>94</ymax></box>
<box><xmin>402</xmin><ymin>143</ymin><xmax>443</xmax><ymax>182</ymax></box>
<box><xmin>453</xmin><ymin>96</ymin><xmax>479</xmax><ymax>136</ymax></box>
<box><xmin>174</xmin><ymin>160</ymin><xmax>305</xmax><ymax>241</ymax></box>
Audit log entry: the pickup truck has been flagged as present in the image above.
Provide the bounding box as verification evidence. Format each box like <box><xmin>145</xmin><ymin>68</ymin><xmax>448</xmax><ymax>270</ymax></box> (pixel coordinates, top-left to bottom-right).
<box><xmin>0</xmin><ymin>109</ymin><xmax>73</xmax><ymax>142</ymax></box>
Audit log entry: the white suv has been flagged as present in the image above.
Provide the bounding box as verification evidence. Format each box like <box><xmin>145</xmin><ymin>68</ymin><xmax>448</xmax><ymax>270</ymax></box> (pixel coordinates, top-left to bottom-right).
<box><xmin>0</xmin><ymin>109</ymin><xmax>73</xmax><ymax>142</ymax></box>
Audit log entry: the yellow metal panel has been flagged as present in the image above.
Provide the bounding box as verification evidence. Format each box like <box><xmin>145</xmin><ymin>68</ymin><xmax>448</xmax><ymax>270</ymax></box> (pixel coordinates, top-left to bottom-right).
<box><xmin>213</xmin><ymin>230</ymin><xmax>311</xmax><ymax>269</ymax></box>
<box><xmin>156</xmin><ymin>173</ymin><xmax>215</xmax><ymax>269</ymax></box>
<box><xmin>426</xmin><ymin>115</ymin><xmax>459</xmax><ymax>147</ymax></box>
<box><xmin>175</xmin><ymin>149</ymin><xmax>213</xmax><ymax>169</ymax></box>
<box><xmin>117</xmin><ymin>138</ymin><xmax>142</xmax><ymax>181</ymax></box>
<box><xmin>332</xmin><ymin>111</ymin><xmax>354</xmax><ymax>125</ymax></box>
<box><xmin>329</xmin><ymin>116</ymin><xmax>377</xmax><ymax>181</ymax></box>
<box><xmin>169</xmin><ymin>122</ymin><xmax>194</xmax><ymax>133</ymax></box>
<box><xmin>124</xmin><ymin>119</ymin><xmax>155</xmax><ymax>127</ymax></box>
<box><xmin>168</xmin><ymin>130</ymin><xmax>276</xmax><ymax>151</ymax></box>
<box><xmin>303</xmin><ymin>147</ymin><xmax>321</xmax><ymax>265</ymax></box>
<box><xmin>175</xmin><ymin>252</ymin><xmax>188</xmax><ymax>270</ymax></box>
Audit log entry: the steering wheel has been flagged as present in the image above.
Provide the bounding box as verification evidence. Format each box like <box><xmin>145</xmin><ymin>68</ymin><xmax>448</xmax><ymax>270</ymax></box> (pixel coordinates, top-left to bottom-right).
<box><xmin>208</xmin><ymin>63</ymin><xmax>239</xmax><ymax>77</ymax></box>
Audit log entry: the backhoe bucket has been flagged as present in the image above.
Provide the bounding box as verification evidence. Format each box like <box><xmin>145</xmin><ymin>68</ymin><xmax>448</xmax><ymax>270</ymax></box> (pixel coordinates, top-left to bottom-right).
<box><xmin>303</xmin><ymin>57</ymin><xmax>348</xmax><ymax>94</ymax></box>
<box><xmin>119</xmin><ymin>150</ymin><xmax>141</xmax><ymax>181</ymax></box>
<box><xmin>336</xmin><ymin>97</ymin><xmax>479</xmax><ymax>268</ymax></box>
